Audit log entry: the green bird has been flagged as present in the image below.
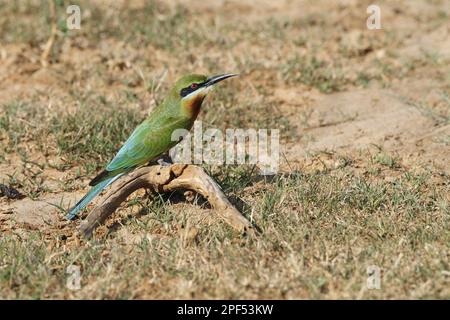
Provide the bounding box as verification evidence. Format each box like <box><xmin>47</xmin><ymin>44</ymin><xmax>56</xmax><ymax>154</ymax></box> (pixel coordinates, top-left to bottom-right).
<box><xmin>67</xmin><ymin>73</ymin><xmax>238</xmax><ymax>220</ymax></box>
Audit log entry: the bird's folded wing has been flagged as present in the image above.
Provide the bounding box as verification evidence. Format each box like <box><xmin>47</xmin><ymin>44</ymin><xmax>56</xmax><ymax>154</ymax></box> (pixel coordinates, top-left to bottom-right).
<box><xmin>106</xmin><ymin>117</ymin><xmax>186</xmax><ymax>172</ymax></box>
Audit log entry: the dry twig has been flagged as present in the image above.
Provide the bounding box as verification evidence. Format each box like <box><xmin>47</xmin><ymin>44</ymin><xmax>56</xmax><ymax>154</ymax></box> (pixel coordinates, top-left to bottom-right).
<box><xmin>40</xmin><ymin>0</ymin><xmax>58</xmax><ymax>67</ymax></box>
<box><xmin>78</xmin><ymin>164</ymin><xmax>255</xmax><ymax>238</ymax></box>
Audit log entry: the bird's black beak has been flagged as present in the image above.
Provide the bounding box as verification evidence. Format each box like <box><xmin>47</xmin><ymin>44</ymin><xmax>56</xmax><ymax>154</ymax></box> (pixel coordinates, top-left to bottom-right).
<box><xmin>203</xmin><ymin>73</ymin><xmax>239</xmax><ymax>87</ymax></box>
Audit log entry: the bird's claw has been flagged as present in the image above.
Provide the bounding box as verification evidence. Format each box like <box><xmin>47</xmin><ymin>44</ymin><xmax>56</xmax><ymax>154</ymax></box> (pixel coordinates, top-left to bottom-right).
<box><xmin>157</xmin><ymin>158</ymin><xmax>172</xmax><ymax>167</ymax></box>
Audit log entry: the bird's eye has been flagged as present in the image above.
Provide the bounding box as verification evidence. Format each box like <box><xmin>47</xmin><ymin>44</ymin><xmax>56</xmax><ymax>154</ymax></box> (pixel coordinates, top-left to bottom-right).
<box><xmin>191</xmin><ymin>83</ymin><xmax>198</xmax><ymax>89</ymax></box>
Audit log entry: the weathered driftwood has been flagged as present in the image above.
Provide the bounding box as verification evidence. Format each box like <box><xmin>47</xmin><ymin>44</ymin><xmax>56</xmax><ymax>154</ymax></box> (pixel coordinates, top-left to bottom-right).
<box><xmin>78</xmin><ymin>164</ymin><xmax>255</xmax><ymax>238</ymax></box>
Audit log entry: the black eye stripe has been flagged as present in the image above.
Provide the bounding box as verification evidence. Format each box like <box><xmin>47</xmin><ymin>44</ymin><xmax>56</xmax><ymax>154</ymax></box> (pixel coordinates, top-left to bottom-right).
<box><xmin>180</xmin><ymin>87</ymin><xmax>192</xmax><ymax>97</ymax></box>
<box><xmin>180</xmin><ymin>83</ymin><xmax>201</xmax><ymax>97</ymax></box>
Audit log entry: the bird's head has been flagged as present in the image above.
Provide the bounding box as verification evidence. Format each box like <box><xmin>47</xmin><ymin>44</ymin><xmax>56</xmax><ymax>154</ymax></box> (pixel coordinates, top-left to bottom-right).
<box><xmin>174</xmin><ymin>73</ymin><xmax>238</xmax><ymax>118</ymax></box>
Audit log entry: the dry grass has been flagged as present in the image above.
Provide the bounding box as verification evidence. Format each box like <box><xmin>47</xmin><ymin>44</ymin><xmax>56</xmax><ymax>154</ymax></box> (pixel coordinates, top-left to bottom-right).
<box><xmin>0</xmin><ymin>0</ymin><xmax>449</xmax><ymax>299</ymax></box>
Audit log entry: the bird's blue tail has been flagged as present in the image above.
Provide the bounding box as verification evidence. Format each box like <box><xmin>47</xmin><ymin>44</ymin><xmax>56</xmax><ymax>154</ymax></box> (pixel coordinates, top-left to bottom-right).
<box><xmin>66</xmin><ymin>174</ymin><xmax>123</xmax><ymax>220</ymax></box>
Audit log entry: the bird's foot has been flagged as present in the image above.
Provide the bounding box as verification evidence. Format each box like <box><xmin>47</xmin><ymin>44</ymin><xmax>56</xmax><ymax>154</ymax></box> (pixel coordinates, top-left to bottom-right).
<box><xmin>157</xmin><ymin>158</ymin><xmax>172</xmax><ymax>167</ymax></box>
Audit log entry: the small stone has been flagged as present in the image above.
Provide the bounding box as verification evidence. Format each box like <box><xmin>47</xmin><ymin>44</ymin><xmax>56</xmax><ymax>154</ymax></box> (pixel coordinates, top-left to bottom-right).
<box><xmin>0</xmin><ymin>184</ymin><xmax>23</xmax><ymax>199</ymax></box>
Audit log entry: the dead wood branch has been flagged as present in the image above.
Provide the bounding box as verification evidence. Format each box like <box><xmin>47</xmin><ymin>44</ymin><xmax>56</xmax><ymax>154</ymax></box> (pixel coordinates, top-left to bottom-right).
<box><xmin>78</xmin><ymin>164</ymin><xmax>255</xmax><ymax>238</ymax></box>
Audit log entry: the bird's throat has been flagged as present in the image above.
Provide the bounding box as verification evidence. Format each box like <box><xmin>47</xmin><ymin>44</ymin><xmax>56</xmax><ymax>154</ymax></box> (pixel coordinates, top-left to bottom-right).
<box><xmin>182</xmin><ymin>94</ymin><xmax>205</xmax><ymax>119</ymax></box>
